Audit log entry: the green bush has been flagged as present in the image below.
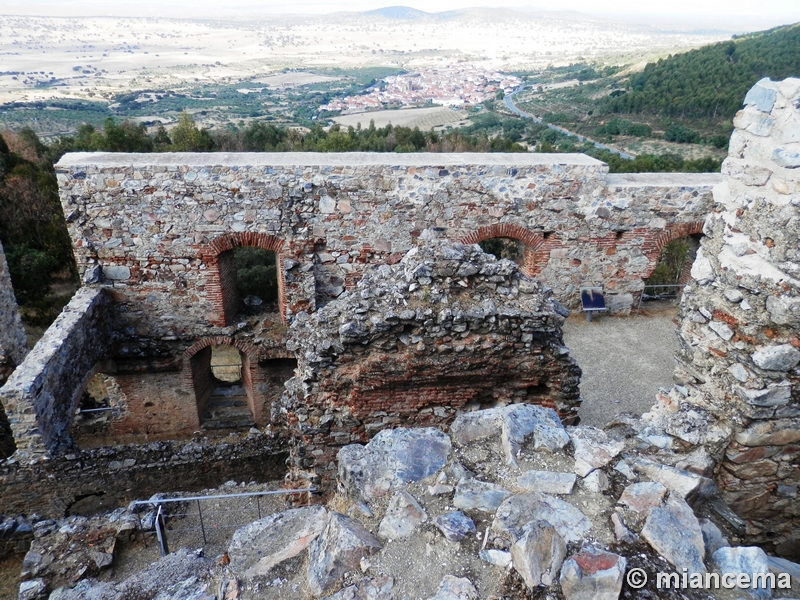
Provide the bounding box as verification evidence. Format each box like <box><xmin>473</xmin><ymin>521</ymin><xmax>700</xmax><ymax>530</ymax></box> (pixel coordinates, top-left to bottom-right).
<box><xmin>645</xmin><ymin>239</ymin><xmax>690</xmax><ymax>293</ymax></box>
<box><xmin>479</xmin><ymin>238</ymin><xmax>523</xmax><ymax>262</ymax></box>
<box><xmin>5</xmin><ymin>244</ymin><xmax>57</xmax><ymax>304</ymax></box>
<box><xmin>233</xmin><ymin>247</ymin><xmax>278</xmax><ymax>304</ymax></box>
<box><xmin>663</xmin><ymin>124</ymin><xmax>700</xmax><ymax>144</ymax></box>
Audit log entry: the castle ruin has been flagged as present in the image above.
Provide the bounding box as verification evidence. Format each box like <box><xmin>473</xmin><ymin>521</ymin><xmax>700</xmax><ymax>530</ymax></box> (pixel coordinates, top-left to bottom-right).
<box><xmin>0</xmin><ymin>80</ymin><xmax>797</xmax><ymax>564</ymax></box>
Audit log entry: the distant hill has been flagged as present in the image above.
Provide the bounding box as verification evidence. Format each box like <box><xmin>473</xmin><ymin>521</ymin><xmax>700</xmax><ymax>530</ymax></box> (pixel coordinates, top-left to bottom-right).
<box><xmin>361</xmin><ymin>6</ymin><xmax>430</xmax><ymax>20</ymax></box>
<box><xmin>605</xmin><ymin>23</ymin><xmax>800</xmax><ymax>119</ymax></box>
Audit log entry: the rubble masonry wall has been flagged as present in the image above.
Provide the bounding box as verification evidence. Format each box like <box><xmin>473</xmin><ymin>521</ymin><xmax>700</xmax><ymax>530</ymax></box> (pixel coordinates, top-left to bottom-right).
<box><xmin>0</xmin><ymin>238</ymin><xmax>28</xmax><ymax>384</ymax></box>
<box><xmin>671</xmin><ymin>77</ymin><xmax>800</xmax><ymax>554</ymax></box>
<box><xmin>0</xmin><ymin>288</ymin><xmax>115</xmax><ymax>460</ymax></box>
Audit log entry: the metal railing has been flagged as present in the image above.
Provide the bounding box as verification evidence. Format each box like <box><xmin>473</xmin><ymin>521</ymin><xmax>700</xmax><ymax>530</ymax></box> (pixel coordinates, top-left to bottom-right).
<box><xmin>637</xmin><ymin>284</ymin><xmax>686</xmax><ymax>310</ymax></box>
<box><xmin>131</xmin><ymin>488</ymin><xmax>316</xmax><ymax>557</ymax></box>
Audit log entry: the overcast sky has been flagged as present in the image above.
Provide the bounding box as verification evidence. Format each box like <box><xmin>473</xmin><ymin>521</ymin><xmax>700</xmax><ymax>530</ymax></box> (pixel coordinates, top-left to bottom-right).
<box><xmin>4</xmin><ymin>0</ymin><xmax>799</xmax><ymax>29</ymax></box>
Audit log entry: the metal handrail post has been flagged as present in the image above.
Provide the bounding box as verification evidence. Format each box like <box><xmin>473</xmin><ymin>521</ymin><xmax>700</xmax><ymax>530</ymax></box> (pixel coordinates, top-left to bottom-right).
<box><xmin>197</xmin><ymin>499</ymin><xmax>207</xmax><ymax>544</ymax></box>
<box><xmin>155</xmin><ymin>505</ymin><xmax>169</xmax><ymax>557</ymax></box>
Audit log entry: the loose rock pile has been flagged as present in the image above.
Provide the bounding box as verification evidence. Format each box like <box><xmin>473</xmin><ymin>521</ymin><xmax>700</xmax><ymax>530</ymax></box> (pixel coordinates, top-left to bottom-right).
<box><xmin>25</xmin><ymin>402</ymin><xmax>798</xmax><ymax>599</ymax></box>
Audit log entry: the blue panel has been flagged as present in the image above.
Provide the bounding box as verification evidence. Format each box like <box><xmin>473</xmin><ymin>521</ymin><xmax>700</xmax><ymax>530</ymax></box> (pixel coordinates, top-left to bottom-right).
<box><xmin>580</xmin><ymin>287</ymin><xmax>606</xmax><ymax>311</ymax></box>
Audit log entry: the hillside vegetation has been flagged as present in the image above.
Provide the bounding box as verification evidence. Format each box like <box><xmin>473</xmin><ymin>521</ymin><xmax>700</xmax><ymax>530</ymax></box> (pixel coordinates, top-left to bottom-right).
<box><xmin>606</xmin><ymin>23</ymin><xmax>800</xmax><ymax>120</ymax></box>
<box><xmin>514</xmin><ymin>22</ymin><xmax>800</xmax><ymax>157</ymax></box>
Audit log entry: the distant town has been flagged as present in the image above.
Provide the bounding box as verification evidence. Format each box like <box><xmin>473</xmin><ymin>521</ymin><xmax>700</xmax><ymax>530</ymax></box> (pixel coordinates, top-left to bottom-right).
<box><xmin>320</xmin><ymin>66</ymin><xmax>522</xmax><ymax>113</ymax></box>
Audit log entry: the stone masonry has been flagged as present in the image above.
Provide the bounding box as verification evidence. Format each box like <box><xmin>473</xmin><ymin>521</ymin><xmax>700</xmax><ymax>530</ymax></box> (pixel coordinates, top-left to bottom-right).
<box><xmin>0</xmin><ymin>238</ymin><xmax>27</xmax><ymax>459</ymax></box>
<box><xmin>55</xmin><ymin>152</ymin><xmax>719</xmax><ymax>334</ymax></box>
<box><xmin>0</xmin><ymin>238</ymin><xmax>27</xmax><ymax>385</ymax></box>
<box><xmin>0</xmin><ymin>151</ymin><xmax>713</xmax><ymax>460</ymax></box>
<box><xmin>285</xmin><ymin>234</ymin><xmax>581</xmax><ymax>488</ymax></box>
<box><xmin>0</xmin><ymin>288</ymin><xmax>116</xmax><ymax>459</ymax></box>
<box><xmin>665</xmin><ymin>78</ymin><xmax>800</xmax><ymax>555</ymax></box>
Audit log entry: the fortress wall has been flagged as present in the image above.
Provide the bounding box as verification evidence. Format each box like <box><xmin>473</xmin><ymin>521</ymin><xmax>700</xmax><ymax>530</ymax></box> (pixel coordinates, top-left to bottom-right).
<box><xmin>0</xmin><ymin>432</ymin><xmax>287</xmax><ymax>518</ymax></box>
<box><xmin>667</xmin><ymin>78</ymin><xmax>800</xmax><ymax>553</ymax></box>
<box><xmin>0</xmin><ymin>239</ymin><xmax>28</xmax><ymax>385</ymax></box>
<box><xmin>29</xmin><ymin>152</ymin><xmax>717</xmax><ymax>455</ymax></box>
<box><xmin>54</xmin><ymin>153</ymin><xmax>718</xmax><ymax>357</ymax></box>
<box><xmin>285</xmin><ymin>237</ymin><xmax>582</xmax><ymax>488</ymax></box>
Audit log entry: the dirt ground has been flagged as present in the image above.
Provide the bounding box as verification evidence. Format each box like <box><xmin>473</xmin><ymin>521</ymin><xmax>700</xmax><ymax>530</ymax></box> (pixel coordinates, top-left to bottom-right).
<box><xmin>563</xmin><ymin>300</ymin><xmax>680</xmax><ymax>428</ymax></box>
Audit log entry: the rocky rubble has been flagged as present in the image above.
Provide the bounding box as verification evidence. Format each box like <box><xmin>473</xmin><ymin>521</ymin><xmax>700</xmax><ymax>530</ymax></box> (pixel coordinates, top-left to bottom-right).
<box><xmin>12</xmin><ymin>403</ymin><xmax>800</xmax><ymax>599</ymax></box>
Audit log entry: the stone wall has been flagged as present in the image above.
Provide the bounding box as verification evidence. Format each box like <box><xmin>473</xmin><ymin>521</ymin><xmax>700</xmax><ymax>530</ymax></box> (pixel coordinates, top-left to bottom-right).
<box><xmin>0</xmin><ymin>288</ymin><xmax>116</xmax><ymax>460</ymax></box>
<box><xmin>284</xmin><ymin>235</ymin><xmax>581</xmax><ymax>489</ymax></box>
<box><xmin>0</xmin><ymin>238</ymin><xmax>28</xmax><ymax>385</ymax></box>
<box><xmin>0</xmin><ymin>431</ymin><xmax>287</xmax><ymax>518</ymax></box>
<box><xmin>668</xmin><ymin>78</ymin><xmax>800</xmax><ymax>555</ymax></box>
<box><xmin>55</xmin><ymin>153</ymin><xmax>718</xmax><ymax>345</ymax></box>
<box><xmin>34</xmin><ymin>152</ymin><xmax>718</xmax><ymax>461</ymax></box>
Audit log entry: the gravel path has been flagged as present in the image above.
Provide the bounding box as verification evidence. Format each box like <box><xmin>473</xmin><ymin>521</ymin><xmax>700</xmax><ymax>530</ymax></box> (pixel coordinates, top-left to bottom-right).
<box><xmin>562</xmin><ymin>302</ymin><xmax>679</xmax><ymax>428</ymax></box>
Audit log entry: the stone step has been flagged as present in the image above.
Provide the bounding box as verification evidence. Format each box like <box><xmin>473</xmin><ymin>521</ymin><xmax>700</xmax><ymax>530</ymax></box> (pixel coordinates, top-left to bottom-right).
<box><xmin>210</xmin><ymin>385</ymin><xmax>247</xmax><ymax>398</ymax></box>
<box><xmin>205</xmin><ymin>397</ymin><xmax>249</xmax><ymax>409</ymax></box>
<box><xmin>201</xmin><ymin>391</ymin><xmax>254</xmax><ymax>430</ymax></box>
<box><xmin>201</xmin><ymin>416</ymin><xmax>255</xmax><ymax>430</ymax></box>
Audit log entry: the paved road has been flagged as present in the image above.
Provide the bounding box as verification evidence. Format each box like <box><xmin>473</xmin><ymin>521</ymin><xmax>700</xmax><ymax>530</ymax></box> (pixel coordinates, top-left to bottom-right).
<box><xmin>504</xmin><ymin>85</ymin><xmax>635</xmax><ymax>160</ymax></box>
<box><xmin>562</xmin><ymin>303</ymin><xmax>679</xmax><ymax>427</ymax></box>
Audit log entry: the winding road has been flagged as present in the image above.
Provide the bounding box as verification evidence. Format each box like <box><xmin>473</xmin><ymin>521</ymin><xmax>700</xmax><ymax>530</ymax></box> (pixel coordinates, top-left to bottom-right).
<box><xmin>504</xmin><ymin>85</ymin><xmax>634</xmax><ymax>160</ymax></box>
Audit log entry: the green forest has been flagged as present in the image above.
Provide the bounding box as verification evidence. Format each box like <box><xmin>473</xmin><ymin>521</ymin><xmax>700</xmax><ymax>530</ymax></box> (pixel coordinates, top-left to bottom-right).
<box><xmin>515</xmin><ymin>22</ymin><xmax>800</xmax><ymax>155</ymax></box>
<box><xmin>606</xmin><ymin>23</ymin><xmax>800</xmax><ymax>120</ymax></box>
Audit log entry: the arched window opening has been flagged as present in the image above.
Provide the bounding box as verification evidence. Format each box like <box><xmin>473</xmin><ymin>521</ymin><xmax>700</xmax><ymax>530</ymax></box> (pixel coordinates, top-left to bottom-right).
<box><xmin>643</xmin><ymin>235</ymin><xmax>702</xmax><ymax>301</ymax></box>
<box><xmin>219</xmin><ymin>246</ymin><xmax>279</xmax><ymax>322</ymax></box>
<box><xmin>192</xmin><ymin>344</ymin><xmax>255</xmax><ymax>430</ymax></box>
<box><xmin>478</xmin><ymin>237</ymin><xmax>525</xmax><ymax>264</ymax></box>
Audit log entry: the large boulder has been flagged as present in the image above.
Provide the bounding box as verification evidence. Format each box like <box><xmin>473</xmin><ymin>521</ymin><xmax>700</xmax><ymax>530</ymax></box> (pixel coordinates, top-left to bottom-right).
<box><xmin>434</xmin><ymin>511</ymin><xmax>476</xmax><ymax>542</ymax></box>
<box><xmin>510</xmin><ymin>520</ymin><xmax>567</xmax><ymax>588</ymax></box>
<box><xmin>425</xmin><ymin>575</ymin><xmax>478</xmax><ymax>600</ymax></box>
<box><xmin>228</xmin><ymin>505</ymin><xmax>328</xmax><ymax>578</ymax></box>
<box><xmin>559</xmin><ymin>548</ymin><xmax>626</xmax><ymax>600</ymax></box>
<box><xmin>492</xmin><ymin>492</ymin><xmax>591</xmax><ymax>544</ymax></box>
<box><xmin>452</xmin><ymin>479</ymin><xmax>511</xmax><ymax>512</ymax></box>
<box><xmin>307</xmin><ymin>513</ymin><xmax>383</xmax><ymax>598</ymax></box>
<box><xmin>712</xmin><ymin>546</ymin><xmax>772</xmax><ymax>600</ymax></box>
<box><xmin>338</xmin><ymin>428</ymin><xmax>451</xmax><ymax>502</ymax></box>
<box><xmin>569</xmin><ymin>426</ymin><xmax>625</xmax><ymax>477</ymax></box>
<box><xmin>450</xmin><ymin>403</ymin><xmax>570</xmax><ymax>466</ymax></box>
<box><xmin>641</xmin><ymin>492</ymin><xmax>705</xmax><ymax>573</ymax></box>
<box><xmin>378</xmin><ymin>491</ymin><xmax>427</xmax><ymax>540</ymax></box>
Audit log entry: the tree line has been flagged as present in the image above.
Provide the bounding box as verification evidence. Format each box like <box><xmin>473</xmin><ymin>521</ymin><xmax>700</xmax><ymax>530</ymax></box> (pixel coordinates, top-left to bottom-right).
<box><xmin>47</xmin><ymin>113</ymin><xmax>528</xmax><ymax>158</ymax></box>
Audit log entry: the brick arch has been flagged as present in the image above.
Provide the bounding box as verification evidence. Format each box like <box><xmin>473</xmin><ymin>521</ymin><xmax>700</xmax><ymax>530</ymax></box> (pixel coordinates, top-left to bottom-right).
<box><xmin>203</xmin><ymin>232</ymin><xmax>286</xmax><ymax>326</ymax></box>
<box><xmin>183</xmin><ymin>336</ymin><xmax>266</xmax><ymax>426</ymax></box>
<box><xmin>208</xmin><ymin>232</ymin><xmax>285</xmax><ymax>256</ymax></box>
<box><xmin>643</xmin><ymin>221</ymin><xmax>705</xmax><ymax>280</ymax></box>
<box><xmin>460</xmin><ymin>223</ymin><xmax>545</xmax><ymax>276</ymax></box>
<box><xmin>183</xmin><ymin>335</ymin><xmax>261</xmax><ymax>362</ymax></box>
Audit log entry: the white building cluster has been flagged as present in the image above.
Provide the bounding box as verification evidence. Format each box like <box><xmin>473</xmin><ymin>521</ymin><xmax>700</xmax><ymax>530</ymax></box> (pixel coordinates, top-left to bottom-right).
<box><xmin>320</xmin><ymin>66</ymin><xmax>521</xmax><ymax>113</ymax></box>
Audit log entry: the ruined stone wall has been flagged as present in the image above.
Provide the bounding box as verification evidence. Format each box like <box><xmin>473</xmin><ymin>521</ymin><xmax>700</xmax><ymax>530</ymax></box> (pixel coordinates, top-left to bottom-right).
<box><xmin>55</xmin><ymin>153</ymin><xmax>718</xmax><ymax>351</ymax></box>
<box><xmin>0</xmin><ymin>288</ymin><xmax>116</xmax><ymax>460</ymax></box>
<box><xmin>669</xmin><ymin>78</ymin><xmax>800</xmax><ymax>554</ymax></box>
<box><xmin>0</xmin><ymin>238</ymin><xmax>28</xmax><ymax>385</ymax></box>
<box><xmin>0</xmin><ymin>432</ymin><xmax>287</xmax><ymax>518</ymax></box>
<box><xmin>284</xmin><ymin>236</ymin><xmax>581</xmax><ymax>489</ymax></box>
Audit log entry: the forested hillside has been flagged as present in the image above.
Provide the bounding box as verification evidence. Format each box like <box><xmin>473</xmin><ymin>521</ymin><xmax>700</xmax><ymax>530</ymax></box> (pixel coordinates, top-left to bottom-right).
<box><xmin>606</xmin><ymin>23</ymin><xmax>800</xmax><ymax>120</ymax></box>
